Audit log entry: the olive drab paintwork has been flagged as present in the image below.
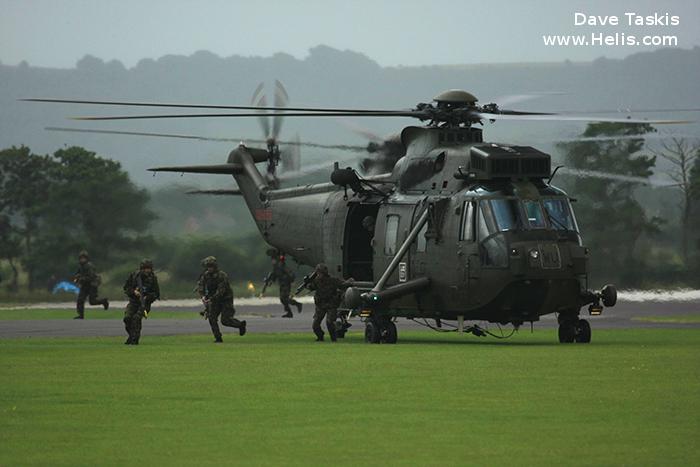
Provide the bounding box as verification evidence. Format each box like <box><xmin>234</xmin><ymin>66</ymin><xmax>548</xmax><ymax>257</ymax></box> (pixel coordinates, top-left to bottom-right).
<box><xmin>146</xmin><ymin>90</ymin><xmax>618</xmax><ymax>343</ymax></box>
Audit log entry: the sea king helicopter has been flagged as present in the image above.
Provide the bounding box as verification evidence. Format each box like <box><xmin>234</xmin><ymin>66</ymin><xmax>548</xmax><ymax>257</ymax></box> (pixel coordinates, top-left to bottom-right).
<box><xmin>25</xmin><ymin>89</ymin><xmax>693</xmax><ymax>343</ymax></box>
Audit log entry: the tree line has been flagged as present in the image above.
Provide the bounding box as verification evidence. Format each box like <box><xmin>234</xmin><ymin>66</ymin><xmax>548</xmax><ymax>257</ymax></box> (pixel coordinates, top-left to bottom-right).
<box><xmin>1</xmin><ymin>130</ymin><xmax>699</xmax><ymax>293</ymax></box>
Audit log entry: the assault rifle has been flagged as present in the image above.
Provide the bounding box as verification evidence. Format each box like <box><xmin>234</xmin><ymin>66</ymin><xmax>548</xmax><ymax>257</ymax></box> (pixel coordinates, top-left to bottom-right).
<box><xmin>294</xmin><ymin>271</ymin><xmax>317</xmax><ymax>297</ymax></box>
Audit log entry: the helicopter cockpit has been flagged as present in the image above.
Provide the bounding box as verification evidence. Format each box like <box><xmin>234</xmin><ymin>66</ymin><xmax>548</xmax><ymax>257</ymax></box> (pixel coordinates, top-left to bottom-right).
<box><xmin>461</xmin><ymin>195</ymin><xmax>581</xmax><ymax>269</ymax></box>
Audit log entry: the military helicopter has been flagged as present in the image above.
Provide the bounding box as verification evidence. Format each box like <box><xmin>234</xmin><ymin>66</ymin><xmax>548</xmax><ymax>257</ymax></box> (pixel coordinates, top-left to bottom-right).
<box><xmin>25</xmin><ymin>90</ymin><xmax>694</xmax><ymax>344</ymax></box>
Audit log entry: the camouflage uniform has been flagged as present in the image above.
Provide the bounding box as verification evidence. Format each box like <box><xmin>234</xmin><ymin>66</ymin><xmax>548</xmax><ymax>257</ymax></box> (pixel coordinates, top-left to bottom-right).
<box><xmin>308</xmin><ymin>264</ymin><xmax>345</xmax><ymax>342</ymax></box>
<box><xmin>73</xmin><ymin>250</ymin><xmax>108</xmax><ymax>319</ymax></box>
<box><xmin>267</xmin><ymin>259</ymin><xmax>303</xmax><ymax>317</ymax></box>
<box><xmin>123</xmin><ymin>260</ymin><xmax>160</xmax><ymax>345</ymax></box>
<box><xmin>197</xmin><ymin>256</ymin><xmax>247</xmax><ymax>342</ymax></box>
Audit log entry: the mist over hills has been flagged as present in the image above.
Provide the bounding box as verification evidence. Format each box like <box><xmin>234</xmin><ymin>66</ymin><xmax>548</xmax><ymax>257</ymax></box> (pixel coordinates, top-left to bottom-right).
<box><xmin>1</xmin><ymin>45</ymin><xmax>699</xmax><ymax>233</ymax></box>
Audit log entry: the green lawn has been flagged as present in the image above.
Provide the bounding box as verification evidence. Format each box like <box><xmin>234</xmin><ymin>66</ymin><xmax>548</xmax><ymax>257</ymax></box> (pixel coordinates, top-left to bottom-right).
<box><xmin>1</xmin><ymin>330</ymin><xmax>699</xmax><ymax>466</ymax></box>
<box><xmin>633</xmin><ymin>315</ymin><xmax>700</xmax><ymax>324</ymax></box>
<box><xmin>0</xmin><ymin>308</ymin><xmax>203</xmax><ymax>320</ymax></box>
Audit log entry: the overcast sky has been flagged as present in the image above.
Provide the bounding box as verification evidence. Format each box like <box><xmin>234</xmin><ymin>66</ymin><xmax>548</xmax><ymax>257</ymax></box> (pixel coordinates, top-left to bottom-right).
<box><xmin>1</xmin><ymin>0</ymin><xmax>699</xmax><ymax>68</ymax></box>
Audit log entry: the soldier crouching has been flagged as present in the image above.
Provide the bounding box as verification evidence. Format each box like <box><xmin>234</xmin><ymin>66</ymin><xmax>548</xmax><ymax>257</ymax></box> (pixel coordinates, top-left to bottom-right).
<box><xmin>197</xmin><ymin>256</ymin><xmax>247</xmax><ymax>343</ymax></box>
<box><xmin>123</xmin><ymin>259</ymin><xmax>160</xmax><ymax>345</ymax></box>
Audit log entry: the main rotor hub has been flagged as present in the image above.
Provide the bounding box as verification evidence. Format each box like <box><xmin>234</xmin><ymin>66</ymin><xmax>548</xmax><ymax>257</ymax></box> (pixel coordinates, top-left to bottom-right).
<box><xmin>433</xmin><ymin>90</ymin><xmax>478</xmax><ymax>107</ymax></box>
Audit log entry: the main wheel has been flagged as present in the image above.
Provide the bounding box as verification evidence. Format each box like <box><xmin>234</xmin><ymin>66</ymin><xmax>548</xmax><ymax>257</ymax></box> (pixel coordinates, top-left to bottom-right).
<box><xmin>601</xmin><ymin>284</ymin><xmax>617</xmax><ymax>307</ymax></box>
<box><xmin>364</xmin><ymin>321</ymin><xmax>380</xmax><ymax>344</ymax></box>
<box><xmin>575</xmin><ymin>319</ymin><xmax>591</xmax><ymax>343</ymax></box>
<box><xmin>381</xmin><ymin>320</ymin><xmax>398</xmax><ymax>344</ymax></box>
<box><xmin>558</xmin><ymin>322</ymin><xmax>576</xmax><ymax>343</ymax></box>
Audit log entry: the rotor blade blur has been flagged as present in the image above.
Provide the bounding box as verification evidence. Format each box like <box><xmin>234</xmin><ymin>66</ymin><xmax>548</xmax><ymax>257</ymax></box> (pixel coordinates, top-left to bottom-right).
<box><xmin>71</xmin><ymin>111</ymin><xmax>422</xmax><ymax>121</ymax></box>
<box><xmin>477</xmin><ymin>112</ymin><xmax>694</xmax><ymax>125</ymax></box>
<box><xmin>254</xmin><ymin>95</ymin><xmax>271</xmax><ymax>138</ymax></box>
<box><xmin>556</xmin><ymin>133</ymin><xmax>700</xmax><ymax>143</ymax></box>
<box><xmin>491</xmin><ymin>92</ymin><xmax>567</xmax><ymax>108</ymax></box>
<box><xmin>45</xmin><ymin>126</ymin><xmax>369</xmax><ymax>152</ymax></box>
<box><xmin>272</xmin><ymin>80</ymin><xmax>288</xmax><ymax>139</ymax></box>
<box><xmin>559</xmin><ymin>167</ymin><xmax>676</xmax><ymax>187</ymax></box>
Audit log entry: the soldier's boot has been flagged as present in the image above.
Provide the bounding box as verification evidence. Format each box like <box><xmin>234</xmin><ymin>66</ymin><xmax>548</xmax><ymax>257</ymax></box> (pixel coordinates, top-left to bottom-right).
<box><xmin>102</xmin><ymin>299</ymin><xmax>110</xmax><ymax>311</ymax></box>
<box><xmin>214</xmin><ymin>335</ymin><xmax>223</xmax><ymax>343</ymax></box>
<box><xmin>239</xmin><ymin>321</ymin><xmax>247</xmax><ymax>336</ymax></box>
<box><xmin>75</xmin><ymin>301</ymin><xmax>85</xmax><ymax>319</ymax></box>
<box><xmin>314</xmin><ymin>329</ymin><xmax>324</xmax><ymax>342</ymax></box>
<box><xmin>282</xmin><ymin>311</ymin><xmax>293</xmax><ymax>318</ymax></box>
<box><xmin>294</xmin><ymin>301</ymin><xmax>303</xmax><ymax>314</ymax></box>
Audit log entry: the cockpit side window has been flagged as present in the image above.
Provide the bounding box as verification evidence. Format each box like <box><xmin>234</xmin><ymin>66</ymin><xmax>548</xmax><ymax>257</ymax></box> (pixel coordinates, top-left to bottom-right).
<box><xmin>459</xmin><ymin>201</ymin><xmax>475</xmax><ymax>241</ymax></box>
<box><xmin>384</xmin><ymin>215</ymin><xmax>400</xmax><ymax>255</ymax></box>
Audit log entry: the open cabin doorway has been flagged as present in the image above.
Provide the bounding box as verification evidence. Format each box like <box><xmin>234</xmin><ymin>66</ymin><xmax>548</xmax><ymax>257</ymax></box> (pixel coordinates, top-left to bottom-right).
<box><xmin>343</xmin><ymin>202</ymin><xmax>380</xmax><ymax>281</ymax></box>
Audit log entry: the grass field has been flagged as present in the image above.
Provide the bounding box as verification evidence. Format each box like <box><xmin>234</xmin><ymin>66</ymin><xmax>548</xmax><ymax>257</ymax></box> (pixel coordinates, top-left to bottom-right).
<box><xmin>1</xmin><ymin>329</ymin><xmax>699</xmax><ymax>466</ymax></box>
<box><xmin>0</xmin><ymin>308</ymin><xmax>203</xmax><ymax>320</ymax></box>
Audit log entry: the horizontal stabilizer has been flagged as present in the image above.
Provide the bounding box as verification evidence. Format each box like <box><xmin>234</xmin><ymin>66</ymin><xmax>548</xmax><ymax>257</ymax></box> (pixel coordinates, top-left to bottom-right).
<box><xmin>148</xmin><ymin>163</ymin><xmax>243</xmax><ymax>175</ymax></box>
<box><xmin>186</xmin><ymin>189</ymin><xmax>242</xmax><ymax>196</ymax></box>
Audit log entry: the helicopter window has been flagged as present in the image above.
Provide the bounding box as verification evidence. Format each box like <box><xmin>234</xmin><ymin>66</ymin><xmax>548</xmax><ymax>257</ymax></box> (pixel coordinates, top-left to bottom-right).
<box><xmin>543</xmin><ymin>199</ymin><xmax>577</xmax><ymax>231</ymax></box>
<box><xmin>459</xmin><ymin>201</ymin><xmax>475</xmax><ymax>241</ymax></box>
<box><xmin>522</xmin><ymin>200</ymin><xmax>547</xmax><ymax>229</ymax></box>
<box><xmin>477</xmin><ymin>203</ymin><xmax>493</xmax><ymax>239</ymax></box>
<box><xmin>489</xmin><ymin>199</ymin><xmax>522</xmax><ymax>231</ymax></box>
<box><xmin>384</xmin><ymin>215</ymin><xmax>400</xmax><ymax>256</ymax></box>
<box><xmin>416</xmin><ymin>222</ymin><xmax>428</xmax><ymax>252</ymax></box>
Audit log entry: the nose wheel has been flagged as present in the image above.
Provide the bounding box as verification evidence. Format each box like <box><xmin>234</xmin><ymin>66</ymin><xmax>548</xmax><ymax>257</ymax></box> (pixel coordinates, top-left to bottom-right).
<box><xmin>558</xmin><ymin>318</ymin><xmax>591</xmax><ymax>343</ymax></box>
<box><xmin>364</xmin><ymin>317</ymin><xmax>397</xmax><ymax>344</ymax></box>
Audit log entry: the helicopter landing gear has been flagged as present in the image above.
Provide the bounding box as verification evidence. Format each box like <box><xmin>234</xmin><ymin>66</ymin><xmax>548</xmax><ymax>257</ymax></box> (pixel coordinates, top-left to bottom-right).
<box><xmin>364</xmin><ymin>317</ymin><xmax>397</xmax><ymax>344</ymax></box>
<box><xmin>364</xmin><ymin>320</ymin><xmax>381</xmax><ymax>343</ymax></box>
<box><xmin>575</xmin><ymin>319</ymin><xmax>591</xmax><ymax>343</ymax></box>
<box><xmin>558</xmin><ymin>316</ymin><xmax>591</xmax><ymax>343</ymax></box>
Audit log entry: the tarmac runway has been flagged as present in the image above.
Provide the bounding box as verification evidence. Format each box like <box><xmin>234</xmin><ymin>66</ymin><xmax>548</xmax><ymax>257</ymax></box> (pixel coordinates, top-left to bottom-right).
<box><xmin>1</xmin><ymin>295</ymin><xmax>699</xmax><ymax>339</ymax></box>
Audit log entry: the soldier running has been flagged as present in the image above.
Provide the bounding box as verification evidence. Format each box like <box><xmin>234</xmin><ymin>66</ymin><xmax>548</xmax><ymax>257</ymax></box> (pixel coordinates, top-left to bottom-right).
<box><xmin>123</xmin><ymin>259</ymin><xmax>160</xmax><ymax>345</ymax></box>
<box><xmin>307</xmin><ymin>263</ymin><xmax>349</xmax><ymax>342</ymax></box>
<box><xmin>197</xmin><ymin>256</ymin><xmax>247</xmax><ymax>343</ymax></box>
<box><xmin>72</xmin><ymin>250</ymin><xmax>109</xmax><ymax>319</ymax></box>
<box><xmin>262</xmin><ymin>255</ymin><xmax>303</xmax><ymax>318</ymax></box>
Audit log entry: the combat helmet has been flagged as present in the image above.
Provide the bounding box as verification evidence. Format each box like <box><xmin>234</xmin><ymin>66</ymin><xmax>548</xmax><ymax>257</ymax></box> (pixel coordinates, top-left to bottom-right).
<box><xmin>315</xmin><ymin>263</ymin><xmax>329</xmax><ymax>275</ymax></box>
<box><xmin>78</xmin><ymin>250</ymin><xmax>89</xmax><ymax>260</ymax></box>
<box><xmin>201</xmin><ymin>256</ymin><xmax>218</xmax><ymax>268</ymax></box>
<box><xmin>140</xmin><ymin>258</ymin><xmax>154</xmax><ymax>270</ymax></box>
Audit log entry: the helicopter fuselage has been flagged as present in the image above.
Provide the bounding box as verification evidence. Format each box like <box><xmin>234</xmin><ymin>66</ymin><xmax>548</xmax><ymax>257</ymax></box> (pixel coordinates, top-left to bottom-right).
<box><xmin>231</xmin><ymin>126</ymin><xmax>602</xmax><ymax>326</ymax></box>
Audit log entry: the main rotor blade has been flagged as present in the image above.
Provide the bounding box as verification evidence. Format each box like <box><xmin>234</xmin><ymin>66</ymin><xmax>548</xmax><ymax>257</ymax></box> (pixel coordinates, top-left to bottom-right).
<box><xmin>45</xmin><ymin>126</ymin><xmax>369</xmax><ymax>152</ymax></box>
<box><xmin>71</xmin><ymin>111</ymin><xmax>421</xmax><ymax>121</ymax></box>
<box><xmin>553</xmin><ymin>107</ymin><xmax>700</xmax><ymax>115</ymax></box>
<box><xmin>478</xmin><ymin>112</ymin><xmax>693</xmax><ymax>125</ymax></box>
<box><xmin>21</xmin><ymin>97</ymin><xmax>403</xmax><ymax>113</ymax></box>
<box><xmin>186</xmin><ymin>189</ymin><xmax>242</xmax><ymax>196</ymax></box>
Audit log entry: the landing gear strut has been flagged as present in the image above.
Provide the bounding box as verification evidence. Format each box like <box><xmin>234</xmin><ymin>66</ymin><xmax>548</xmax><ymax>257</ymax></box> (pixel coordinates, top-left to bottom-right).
<box><xmin>558</xmin><ymin>317</ymin><xmax>591</xmax><ymax>344</ymax></box>
<box><xmin>364</xmin><ymin>317</ymin><xmax>397</xmax><ymax>344</ymax></box>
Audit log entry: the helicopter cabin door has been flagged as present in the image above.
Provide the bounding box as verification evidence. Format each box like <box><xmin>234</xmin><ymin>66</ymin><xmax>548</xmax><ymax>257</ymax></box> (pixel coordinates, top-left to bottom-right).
<box><xmin>373</xmin><ymin>203</ymin><xmax>418</xmax><ymax>286</ymax></box>
<box><xmin>343</xmin><ymin>201</ymin><xmax>381</xmax><ymax>281</ymax></box>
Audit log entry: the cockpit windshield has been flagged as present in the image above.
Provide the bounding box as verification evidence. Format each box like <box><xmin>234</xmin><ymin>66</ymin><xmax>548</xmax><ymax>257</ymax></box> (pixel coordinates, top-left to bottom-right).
<box><xmin>489</xmin><ymin>199</ymin><xmax>521</xmax><ymax>231</ymax></box>
<box><xmin>522</xmin><ymin>200</ymin><xmax>547</xmax><ymax>229</ymax></box>
<box><xmin>481</xmin><ymin>197</ymin><xmax>578</xmax><ymax>235</ymax></box>
<box><xmin>543</xmin><ymin>198</ymin><xmax>577</xmax><ymax>231</ymax></box>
